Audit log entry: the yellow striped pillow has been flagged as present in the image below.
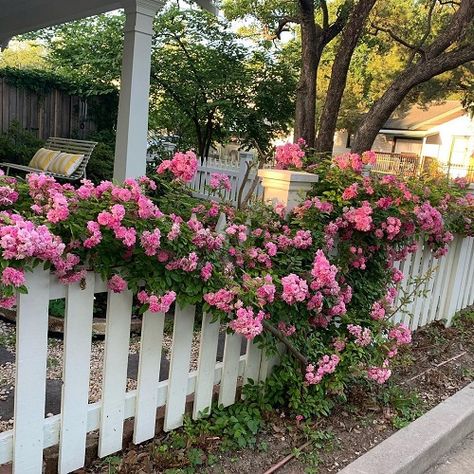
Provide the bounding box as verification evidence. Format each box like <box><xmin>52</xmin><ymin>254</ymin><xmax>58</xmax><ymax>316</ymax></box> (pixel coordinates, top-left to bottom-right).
<box><xmin>29</xmin><ymin>148</ymin><xmax>60</xmax><ymax>170</ymax></box>
<box><xmin>47</xmin><ymin>152</ymin><xmax>84</xmax><ymax>176</ymax></box>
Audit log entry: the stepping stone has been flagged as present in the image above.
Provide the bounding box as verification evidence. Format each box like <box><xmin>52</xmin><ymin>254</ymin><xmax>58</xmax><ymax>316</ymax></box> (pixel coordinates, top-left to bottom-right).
<box><xmin>127</xmin><ymin>353</ymin><xmax>170</xmax><ymax>381</ymax></box>
<box><xmin>0</xmin><ymin>348</ymin><xmax>14</xmax><ymax>365</ymax></box>
<box><xmin>0</xmin><ymin>379</ymin><xmax>63</xmax><ymax>423</ymax></box>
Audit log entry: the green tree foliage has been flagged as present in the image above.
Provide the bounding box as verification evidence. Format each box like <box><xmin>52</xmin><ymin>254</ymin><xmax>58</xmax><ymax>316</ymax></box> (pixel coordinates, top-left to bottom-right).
<box><xmin>150</xmin><ymin>8</ymin><xmax>296</xmax><ymax>155</ymax></box>
<box><xmin>26</xmin><ymin>7</ymin><xmax>296</xmax><ymax>157</ymax></box>
<box><xmin>223</xmin><ymin>0</ymin><xmax>474</xmax><ymax>152</ymax></box>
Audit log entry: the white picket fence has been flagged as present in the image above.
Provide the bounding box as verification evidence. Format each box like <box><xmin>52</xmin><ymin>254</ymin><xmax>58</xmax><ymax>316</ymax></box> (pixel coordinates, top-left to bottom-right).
<box><xmin>2</xmin><ymin>233</ymin><xmax>474</xmax><ymax>472</ymax></box>
<box><xmin>189</xmin><ymin>152</ymin><xmax>264</xmax><ymax>206</ymax></box>
<box><xmin>0</xmin><ymin>268</ymin><xmax>280</xmax><ymax>473</ymax></box>
<box><xmin>392</xmin><ymin>234</ymin><xmax>474</xmax><ymax>329</ymax></box>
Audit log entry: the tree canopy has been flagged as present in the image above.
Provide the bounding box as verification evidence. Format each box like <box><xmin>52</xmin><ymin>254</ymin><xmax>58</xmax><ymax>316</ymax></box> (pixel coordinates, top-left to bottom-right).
<box><xmin>19</xmin><ymin>7</ymin><xmax>296</xmax><ymax>157</ymax></box>
<box><xmin>223</xmin><ymin>0</ymin><xmax>474</xmax><ymax>153</ymax></box>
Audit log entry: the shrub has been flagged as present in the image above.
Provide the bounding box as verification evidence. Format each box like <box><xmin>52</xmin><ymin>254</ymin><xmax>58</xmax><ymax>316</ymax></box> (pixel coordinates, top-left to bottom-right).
<box><xmin>0</xmin><ymin>146</ymin><xmax>472</xmax><ymax>418</ymax></box>
<box><xmin>0</xmin><ymin>121</ymin><xmax>43</xmax><ymax>165</ymax></box>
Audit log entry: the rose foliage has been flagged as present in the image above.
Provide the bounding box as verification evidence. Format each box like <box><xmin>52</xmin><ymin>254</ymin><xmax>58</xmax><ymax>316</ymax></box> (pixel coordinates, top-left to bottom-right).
<box><xmin>0</xmin><ymin>145</ymin><xmax>473</xmax><ymax>417</ymax></box>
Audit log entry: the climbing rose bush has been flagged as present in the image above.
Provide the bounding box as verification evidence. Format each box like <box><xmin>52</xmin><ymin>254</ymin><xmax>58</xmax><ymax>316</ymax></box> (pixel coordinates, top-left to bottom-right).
<box><xmin>0</xmin><ymin>148</ymin><xmax>473</xmax><ymax>417</ymax></box>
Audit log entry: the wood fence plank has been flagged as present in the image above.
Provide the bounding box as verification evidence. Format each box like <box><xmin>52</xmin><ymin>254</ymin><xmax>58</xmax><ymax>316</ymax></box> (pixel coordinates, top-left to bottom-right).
<box><xmin>98</xmin><ymin>289</ymin><xmax>133</xmax><ymax>457</ymax></box>
<box><xmin>164</xmin><ymin>305</ymin><xmax>195</xmax><ymax>431</ymax></box>
<box><xmin>430</xmin><ymin>252</ymin><xmax>448</xmax><ymax>321</ymax></box>
<box><xmin>218</xmin><ymin>332</ymin><xmax>242</xmax><ymax>407</ymax></box>
<box><xmin>411</xmin><ymin>247</ymin><xmax>433</xmax><ymax>330</ymax></box>
<box><xmin>133</xmin><ymin>310</ymin><xmax>165</xmax><ymax>444</ymax></box>
<box><xmin>58</xmin><ymin>272</ymin><xmax>95</xmax><ymax>474</ymax></box>
<box><xmin>243</xmin><ymin>340</ymin><xmax>262</xmax><ymax>385</ymax></box>
<box><xmin>13</xmin><ymin>267</ymin><xmax>50</xmax><ymax>474</ymax></box>
<box><xmin>192</xmin><ymin>313</ymin><xmax>220</xmax><ymax>420</ymax></box>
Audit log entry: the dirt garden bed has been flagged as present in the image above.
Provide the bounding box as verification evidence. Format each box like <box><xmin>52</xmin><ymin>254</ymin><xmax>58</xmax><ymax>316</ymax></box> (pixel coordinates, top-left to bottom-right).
<box><xmin>83</xmin><ymin>309</ymin><xmax>474</xmax><ymax>474</ymax></box>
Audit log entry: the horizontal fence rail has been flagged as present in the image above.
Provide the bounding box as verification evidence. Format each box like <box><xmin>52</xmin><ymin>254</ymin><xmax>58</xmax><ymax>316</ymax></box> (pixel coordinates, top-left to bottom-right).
<box><xmin>2</xmin><ymin>233</ymin><xmax>474</xmax><ymax>471</ymax></box>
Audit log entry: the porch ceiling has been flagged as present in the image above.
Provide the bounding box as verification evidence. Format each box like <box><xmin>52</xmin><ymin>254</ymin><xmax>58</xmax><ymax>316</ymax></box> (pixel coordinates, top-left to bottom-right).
<box><xmin>0</xmin><ymin>0</ymin><xmax>217</xmax><ymax>45</ymax></box>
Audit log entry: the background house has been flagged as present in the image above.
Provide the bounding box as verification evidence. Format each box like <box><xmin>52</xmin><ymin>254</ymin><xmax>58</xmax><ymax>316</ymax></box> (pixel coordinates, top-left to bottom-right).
<box><xmin>334</xmin><ymin>100</ymin><xmax>474</xmax><ymax>179</ymax></box>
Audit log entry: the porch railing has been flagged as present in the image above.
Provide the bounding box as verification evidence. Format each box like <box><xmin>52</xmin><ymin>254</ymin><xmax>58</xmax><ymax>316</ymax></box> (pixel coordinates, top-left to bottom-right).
<box><xmin>371</xmin><ymin>151</ymin><xmax>422</xmax><ymax>177</ymax></box>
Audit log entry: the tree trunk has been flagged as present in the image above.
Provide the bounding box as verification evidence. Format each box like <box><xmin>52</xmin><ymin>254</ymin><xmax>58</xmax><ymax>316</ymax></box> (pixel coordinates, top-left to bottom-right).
<box><xmin>352</xmin><ymin>0</ymin><xmax>474</xmax><ymax>153</ymax></box>
<box><xmin>294</xmin><ymin>3</ymin><xmax>324</xmax><ymax>148</ymax></box>
<box><xmin>351</xmin><ymin>45</ymin><xmax>474</xmax><ymax>153</ymax></box>
<box><xmin>315</xmin><ymin>0</ymin><xmax>376</xmax><ymax>155</ymax></box>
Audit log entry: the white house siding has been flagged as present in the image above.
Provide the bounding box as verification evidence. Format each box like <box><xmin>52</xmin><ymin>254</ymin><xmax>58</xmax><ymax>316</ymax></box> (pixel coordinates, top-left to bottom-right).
<box><xmin>333</xmin><ymin>130</ymin><xmax>394</xmax><ymax>155</ymax></box>
<box><xmin>422</xmin><ymin>114</ymin><xmax>474</xmax><ymax>166</ymax></box>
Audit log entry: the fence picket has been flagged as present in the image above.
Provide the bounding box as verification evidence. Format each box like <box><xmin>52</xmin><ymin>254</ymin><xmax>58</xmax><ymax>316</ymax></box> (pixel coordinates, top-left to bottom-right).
<box><xmin>243</xmin><ymin>340</ymin><xmax>262</xmax><ymax>385</ymax></box>
<box><xmin>98</xmin><ymin>289</ymin><xmax>133</xmax><ymax>457</ymax></box>
<box><xmin>427</xmin><ymin>253</ymin><xmax>447</xmax><ymax>322</ymax></box>
<box><xmin>468</xmin><ymin>238</ymin><xmax>474</xmax><ymax>306</ymax></box>
<box><xmin>218</xmin><ymin>332</ymin><xmax>242</xmax><ymax>407</ymax></box>
<box><xmin>192</xmin><ymin>313</ymin><xmax>220</xmax><ymax>420</ymax></box>
<box><xmin>462</xmin><ymin>237</ymin><xmax>474</xmax><ymax>308</ymax></box>
<box><xmin>13</xmin><ymin>267</ymin><xmax>50</xmax><ymax>474</ymax></box>
<box><xmin>133</xmin><ymin>311</ymin><xmax>165</xmax><ymax>444</ymax></box>
<box><xmin>418</xmin><ymin>254</ymin><xmax>438</xmax><ymax>328</ymax></box>
<box><xmin>444</xmin><ymin>237</ymin><xmax>468</xmax><ymax>325</ymax></box>
<box><xmin>58</xmin><ymin>272</ymin><xmax>95</xmax><ymax>474</ymax></box>
<box><xmin>459</xmin><ymin>237</ymin><xmax>473</xmax><ymax>310</ymax></box>
<box><xmin>411</xmin><ymin>247</ymin><xmax>433</xmax><ymax>329</ymax></box>
<box><xmin>164</xmin><ymin>305</ymin><xmax>196</xmax><ymax>431</ymax></box>
<box><xmin>405</xmin><ymin>245</ymin><xmax>423</xmax><ymax>329</ymax></box>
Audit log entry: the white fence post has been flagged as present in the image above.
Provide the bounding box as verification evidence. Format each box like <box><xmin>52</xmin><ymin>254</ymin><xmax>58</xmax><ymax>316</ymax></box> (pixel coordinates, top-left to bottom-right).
<box><xmin>59</xmin><ymin>271</ymin><xmax>95</xmax><ymax>474</ymax></box>
<box><xmin>13</xmin><ymin>266</ymin><xmax>50</xmax><ymax>474</ymax></box>
<box><xmin>98</xmin><ymin>288</ymin><xmax>133</xmax><ymax>457</ymax></box>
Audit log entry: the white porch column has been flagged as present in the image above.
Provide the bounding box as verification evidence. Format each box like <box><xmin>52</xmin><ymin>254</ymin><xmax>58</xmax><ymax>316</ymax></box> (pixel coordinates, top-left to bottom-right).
<box><xmin>113</xmin><ymin>0</ymin><xmax>164</xmax><ymax>181</ymax></box>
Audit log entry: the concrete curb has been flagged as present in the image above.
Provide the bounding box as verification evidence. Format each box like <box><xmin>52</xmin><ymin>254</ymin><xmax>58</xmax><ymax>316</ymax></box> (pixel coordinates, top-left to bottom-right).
<box><xmin>338</xmin><ymin>382</ymin><xmax>474</xmax><ymax>474</ymax></box>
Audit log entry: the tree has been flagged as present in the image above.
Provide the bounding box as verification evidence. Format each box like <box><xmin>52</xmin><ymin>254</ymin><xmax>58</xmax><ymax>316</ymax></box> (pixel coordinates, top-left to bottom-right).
<box><xmin>224</xmin><ymin>0</ymin><xmax>352</xmax><ymax>148</ymax></box>
<box><xmin>225</xmin><ymin>0</ymin><xmax>474</xmax><ymax>153</ymax></box>
<box><xmin>23</xmin><ymin>8</ymin><xmax>295</xmax><ymax>158</ymax></box>
<box><xmin>314</xmin><ymin>0</ymin><xmax>376</xmax><ymax>153</ymax></box>
<box><xmin>150</xmin><ymin>8</ymin><xmax>295</xmax><ymax>157</ymax></box>
<box><xmin>351</xmin><ymin>0</ymin><xmax>474</xmax><ymax>152</ymax></box>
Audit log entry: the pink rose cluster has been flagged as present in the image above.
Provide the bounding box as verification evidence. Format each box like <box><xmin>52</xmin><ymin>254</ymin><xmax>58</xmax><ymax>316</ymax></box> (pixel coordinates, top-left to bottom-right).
<box><xmin>334</xmin><ymin>151</ymin><xmax>376</xmax><ymax>173</ymax></box>
<box><xmin>229</xmin><ymin>306</ymin><xmax>265</xmax><ymax>340</ymax></box>
<box><xmin>137</xmin><ymin>290</ymin><xmax>176</xmax><ymax>313</ymax></box>
<box><xmin>347</xmin><ymin>324</ymin><xmax>372</xmax><ymax>346</ymax></box>
<box><xmin>305</xmin><ymin>354</ymin><xmax>340</xmax><ymax>385</ymax></box>
<box><xmin>157</xmin><ymin>150</ymin><xmax>198</xmax><ymax>183</ymax></box>
<box><xmin>209</xmin><ymin>173</ymin><xmax>231</xmax><ymax>192</ymax></box>
<box><xmin>281</xmin><ymin>273</ymin><xmax>309</xmax><ymax>304</ymax></box>
<box><xmin>275</xmin><ymin>138</ymin><xmax>305</xmax><ymax>169</ymax></box>
<box><xmin>367</xmin><ymin>360</ymin><xmax>392</xmax><ymax>384</ymax></box>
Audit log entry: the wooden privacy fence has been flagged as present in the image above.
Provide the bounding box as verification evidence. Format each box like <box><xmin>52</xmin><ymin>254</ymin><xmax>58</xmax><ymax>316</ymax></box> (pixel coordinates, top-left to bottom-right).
<box><xmin>189</xmin><ymin>151</ymin><xmax>264</xmax><ymax>206</ymax></box>
<box><xmin>2</xmin><ymin>234</ymin><xmax>474</xmax><ymax>472</ymax></box>
<box><xmin>0</xmin><ymin>77</ymin><xmax>96</xmax><ymax>140</ymax></box>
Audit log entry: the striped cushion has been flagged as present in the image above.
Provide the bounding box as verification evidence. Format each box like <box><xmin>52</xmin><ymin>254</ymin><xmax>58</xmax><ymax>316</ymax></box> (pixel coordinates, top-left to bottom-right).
<box><xmin>47</xmin><ymin>152</ymin><xmax>84</xmax><ymax>176</ymax></box>
<box><xmin>29</xmin><ymin>148</ymin><xmax>60</xmax><ymax>170</ymax></box>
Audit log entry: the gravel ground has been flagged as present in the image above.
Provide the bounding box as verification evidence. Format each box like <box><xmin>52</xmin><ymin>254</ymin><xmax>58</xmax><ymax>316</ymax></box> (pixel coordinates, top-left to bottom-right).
<box><xmin>0</xmin><ymin>319</ymin><xmax>202</xmax><ymax>433</ymax></box>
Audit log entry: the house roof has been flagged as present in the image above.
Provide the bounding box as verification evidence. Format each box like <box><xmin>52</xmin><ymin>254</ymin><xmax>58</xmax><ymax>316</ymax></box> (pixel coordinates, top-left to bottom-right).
<box><xmin>0</xmin><ymin>0</ymin><xmax>217</xmax><ymax>46</ymax></box>
<box><xmin>382</xmin><ymin>100</ymin><xmax>465</xmax><ymax>132</ymax></box>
